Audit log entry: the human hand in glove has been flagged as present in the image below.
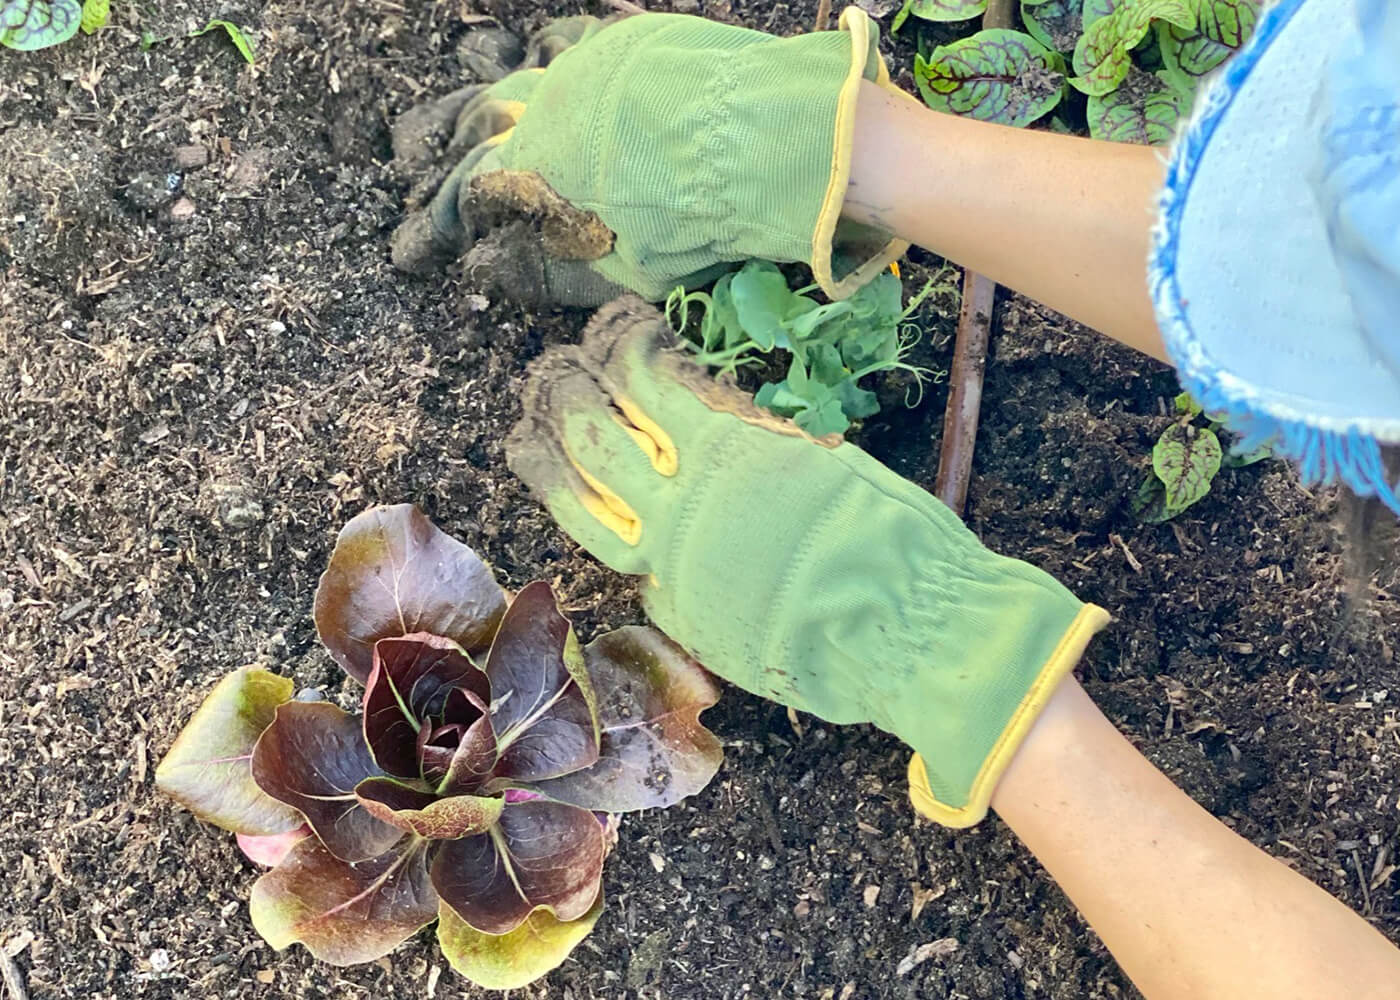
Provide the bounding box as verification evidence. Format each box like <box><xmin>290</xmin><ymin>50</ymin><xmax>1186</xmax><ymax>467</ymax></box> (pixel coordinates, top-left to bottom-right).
<box><xmin>504</xmin><ymin>297</ymin><xmax>1109</xmax><ymax>826</ymax></box>
<box><xmin>389</xmin><ymin>8</ymin><xmax>909</xmax><ymax>307</ymax></box>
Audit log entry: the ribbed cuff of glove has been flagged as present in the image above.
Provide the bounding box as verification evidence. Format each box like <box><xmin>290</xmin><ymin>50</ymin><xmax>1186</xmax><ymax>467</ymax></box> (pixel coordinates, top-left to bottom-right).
<box><xmin>907</xmin><ymin>603</ymin><xmax>1111</xmax><ymax>827</ymax></box>
<box><xmin>811</xmin><ymin>6</ymin><xmax>911</xmax><ymax>299</ymax></box>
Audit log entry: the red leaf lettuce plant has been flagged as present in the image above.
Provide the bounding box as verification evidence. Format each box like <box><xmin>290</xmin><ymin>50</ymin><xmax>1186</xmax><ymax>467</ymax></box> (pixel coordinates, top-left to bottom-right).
<box><xmin>156</xmin><ymin>504</ymin><xmax>722</xmax><ymax>988</ymax></box>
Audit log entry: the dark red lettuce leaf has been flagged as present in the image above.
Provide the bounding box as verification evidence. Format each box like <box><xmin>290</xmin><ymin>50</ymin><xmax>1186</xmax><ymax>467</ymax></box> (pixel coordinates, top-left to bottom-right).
<box><xmin>251</xmin><ymin>702</ymin><xmax>401</xmax><ymax>863</ymax></box>
<box><xmin>363</xmin><ymin>633</ymin><xmax>488</xmax><ymax>780</ymax></box>
<box><xmin>434</xmin><ymin>715</ymin><xmax>498</xmax><ymax>794</ymax></box>
<box><xmin>483</xmin><ymin>582</ymin><xmax>598</xmax><ymax>783</ymax></box>
<box><xmin>430</xmin><ymin>799</ymin><xmax>604</xmax><ymax>935</ymax></box>
<box><xmin>314</xmin><ymin>504</ymin><xmax>507</xmax><ymax>684</ymax></box>
<box><xmin>527</xmin><ymin>627</ymin><xmax>722</xmax><ymax>812</ymax></box>
<box><xmin>355</xmin><ymin>776</ymin><xmax>502</xmax><ymax>839</ymax></box>
<box><xmin>249</xmin><ymin>834</ymin><xmax>437</xmax><ymax>966</ymax></box>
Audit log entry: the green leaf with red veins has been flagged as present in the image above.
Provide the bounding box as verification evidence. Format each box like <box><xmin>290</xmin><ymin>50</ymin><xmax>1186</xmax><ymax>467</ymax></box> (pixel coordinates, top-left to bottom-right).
<box><xmin>438</xmin><ymin>891</ymin><xmax>603</xmax><ymax>990</ymax></box>
<box><xmin>896</xmin><ymin>0</ymin><xmax>987</xmax><ymax>23</ymax></box>
<box><xmin>527</xmin><ymin>627</ymin><xmax>722</xmax><ymax>813</ymax></box>
<box><xmin>1080</xmin><ymin>0</ymin><xmax>1117</xmax><ymax>30</ymax></box>
<box><xmin>1157</xmin><ymin>0</ymin><xmax>1258</xmax><ymax>81</ymax></box>
<box><xmin>155</xmin><ymin>668</ymin><xmax>304</xmax><ymax>836</ymax></box>
<box><xmin>1153</xmin><ymin>422</ymin><xmax>1222</xmax><ymax>514</ymax></box>
<box><xmin>1087</xmin><ymin>69</ymin><xmax>1190</xmax><ymax>143</ymax></box>
<box><xmin>1070</xmin><ymin>0</ymin><xmax>1196</xmax><ymax>96</ymax></box>
<box><xmin>251</xmin><ymin>702</ymin><xmax>401</xmax><ymax>863</ymax></box>
<box><xmin>313</xmin><ymin>504</ymin><xmax>506</xmax><ymax>684</ymax></box>
<box><xmin>431</xmin><ymin>799</ymin><xmax>605</xmax><ymax>935</ymax></box>
<box><xmin>915</xmin><ymin>30</ymin><xmax>1067</xmax><ymax>128</ymax></box>
<box><xmin>363</xmin><ymin>633</ymin><xmax>489</xmax><ymax>780</ymax></box>
<box><xmin>249</xmin><ymin>834</ymin><xmax>437</xmax><ymax>966</ymax></box>
<box><xmin>355</xmin><ymin>776</ymin><xmax>503</xmax><ymax>839</ymax></box>
<box><xmin>484</xmin><ymin>582</ymin><xmax>599</xmax><ymax>783</ymax></box>
<box><xmin>1021</xmin><ymin>0</ymin><xmax>1083</xmax><ymax>53</ymax></box>
<box><xmin>0</xmin><ymin>0</ymin><xmax>80</xmax><ymax>50</ymax></box>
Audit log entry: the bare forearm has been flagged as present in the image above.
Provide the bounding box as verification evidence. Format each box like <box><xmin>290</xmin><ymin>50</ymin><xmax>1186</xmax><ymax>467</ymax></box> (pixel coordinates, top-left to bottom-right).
<box><xmin>992</xmin><ymin>677</ymin><xmax>1400</xmax><ymax>999</ymax></box>
<box><xmin>847</xmin><ymin>82</ymin><xmax>1168</xmax><ymax>362</ymax></box>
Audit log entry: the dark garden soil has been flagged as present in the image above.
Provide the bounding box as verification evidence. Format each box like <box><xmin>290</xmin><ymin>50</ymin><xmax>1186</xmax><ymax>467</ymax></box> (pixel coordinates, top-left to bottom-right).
<box><xmin>2</xmin><ymin>2</ymin><xmax>1397</xmax><ymax>998</ymax></box>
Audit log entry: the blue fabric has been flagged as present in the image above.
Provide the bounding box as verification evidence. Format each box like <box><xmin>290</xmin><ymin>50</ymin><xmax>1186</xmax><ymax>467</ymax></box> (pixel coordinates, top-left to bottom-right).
<box><xmin>1313</xmin><ymin>0</ymin><xmax>1400</xmax><ymax>381</ymax></box>
<box><xmin>1151</xmin><ymin>0</ymin><xmax>1400</xmax><ymax>514</ymax></box>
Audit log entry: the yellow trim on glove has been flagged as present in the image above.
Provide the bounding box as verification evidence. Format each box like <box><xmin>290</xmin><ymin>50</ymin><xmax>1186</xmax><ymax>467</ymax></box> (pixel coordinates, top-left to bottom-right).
<box><xmin>810</xmin><ymin>7</ymin><xmax>912</xmax><ymax>300</ymax></box>
<box><xmin>908</xmin><ymin>603</ymin><xmax>1112</xmax><ymax>827</ymax></box>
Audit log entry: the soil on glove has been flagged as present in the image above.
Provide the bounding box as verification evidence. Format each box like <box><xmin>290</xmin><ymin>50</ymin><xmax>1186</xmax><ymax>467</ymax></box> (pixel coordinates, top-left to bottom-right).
<box><xmin>1</xmin><ymin>2</ymin><xmax>1396</xmax><ymax>999</ymax></box>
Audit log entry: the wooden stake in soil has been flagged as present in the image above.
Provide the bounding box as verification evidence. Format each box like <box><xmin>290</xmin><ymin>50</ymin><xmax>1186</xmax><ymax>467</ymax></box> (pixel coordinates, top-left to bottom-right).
<box><xmin>935</xmin><ymin>270</ymin><xmax>994</xmax><ymax>513</ymax></box>
<box><xmin>932</xmin><ymin>0</ymin><xmax>1016</xmax><ymax>514</ymax></box>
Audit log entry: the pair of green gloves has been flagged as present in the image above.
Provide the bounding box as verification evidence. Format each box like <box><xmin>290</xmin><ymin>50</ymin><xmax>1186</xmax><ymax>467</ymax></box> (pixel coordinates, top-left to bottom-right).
<box><xmin>394</xmin><ymin>8</ymin><xmax>1109</xmax><ymax>827</ymax></box>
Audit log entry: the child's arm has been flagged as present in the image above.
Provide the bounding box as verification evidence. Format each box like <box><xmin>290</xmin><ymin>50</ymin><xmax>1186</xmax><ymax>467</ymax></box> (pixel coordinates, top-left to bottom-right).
<box><xmin>847</xmin><ymin>81</ymin><xmax>1169</xmax><ymax>362</ymax></box>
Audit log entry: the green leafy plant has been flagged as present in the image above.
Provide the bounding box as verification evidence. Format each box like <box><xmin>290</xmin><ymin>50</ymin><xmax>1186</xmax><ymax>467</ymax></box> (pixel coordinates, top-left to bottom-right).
<box><xmin>901</xmin><ymin>0</ymin><xmax>1261</xmax><ymax>142</ymax></box>
<box><xmin>156</xmin><ymin>504</ymin><xmax>722</xmax><ymax>989</ymax></box>
<box><xmin>1132</xmin><ymin>392</ymin><xmax>1270</xmax><ymax>522</ymax></box>
<box><xmin>1</xmin><ymin>0</ymin><xmax>105</xmax><ymax>49</ymax></box>
<box><xmin>665</xmin><ymin>260</ymin><xmax>942</xmax><ymax>437</ymax></box>
<box><xmin>192</xmin><ymin>17</ymin><xmax>255</xmax><ymax>64</ymax></box>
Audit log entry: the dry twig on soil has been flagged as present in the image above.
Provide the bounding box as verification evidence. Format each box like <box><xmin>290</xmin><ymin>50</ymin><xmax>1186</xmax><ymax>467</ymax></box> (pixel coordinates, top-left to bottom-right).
<box><xmin>0</xmin><ymin>949</ymin><xmax>28</xmax><ymax>1000</ymax></box>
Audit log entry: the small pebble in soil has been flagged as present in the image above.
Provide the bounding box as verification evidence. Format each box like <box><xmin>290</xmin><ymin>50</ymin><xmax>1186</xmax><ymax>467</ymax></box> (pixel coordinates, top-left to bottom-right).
<box><xmin>170</xmin><ymin>198</ymin><xmax>196</xmax><ymax>221</ymax></box>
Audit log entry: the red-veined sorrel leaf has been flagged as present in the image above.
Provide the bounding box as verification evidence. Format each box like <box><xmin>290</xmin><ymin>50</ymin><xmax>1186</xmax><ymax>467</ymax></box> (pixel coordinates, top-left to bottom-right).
<box><xmin>527</xmin><ymin>627</ymin><xmax>722</xmax><ymax>813</ymax></box>
<box><xmin>1021</xmin><ymin>0</ymin><xmax>1082</xmax><ymax>53</ymax></box>
<box><xmin>237</xmin><ymin>825</ymin><xmax>311</xmax><ymax>867</ymax></box>
<box><xmin>155</xmin><ymin>667</ymin><xmax>304</xmax><ymax>836</ymax></box>
<box><xmin>1081</xmin><ymin>0</ymin><xmax>1117</xmax><ymax>30</ymax></box>
<box><xmin>914</xmin><ymin>30</ymin><xmax>1066</xmax><ymax>128</ymax></box>
<box><xmin>0</xmin><ymin>0</ymin><xmax>80</xmax><ymax>50</ymax></box>
<box><xmin>484</xmin><ymin>582</ymin><xmax>599</xmax><ymax>783</ymax></box>
<box><xmin>251</xmin><ymin>702</ymin><xmax>401</xmax><ymax>863</ymax></box>
<box><xmin>893</xmin><ymin>0</ymin><xmax>986</xmax><ymax>29</ymax></box>
<box><xmin>1158</xmin><ymin>0</ymin><xmax>1258</xmax><ymax>81</ymax></box>
<box><xmin>249</xmin><ymin>834</ymin><xmax>436</xmax><ymax>966</ymax></box>
<box><xmin>431</xmin><ymin>799</ymin><xmax>604</xmax><ymax>935</ymax></box>
<box><xmin>1087</xmin><ymin>69</ymin><xmax>1190</xmax><ymax>143</ymax></box>
<box><xmin>437</xmin><ymin>891</ymin><xmax>603</xmax><ymax>990</ymax></box>
<box><xmin>355</xmin><ymin>777</ymin><xmax>503</xmax><ymax>839</ymax></box>
<box><xmin>1070</xmin><ymin>0</ymin><xmax>1195</xmax><ymax>97</ymax></box>
<box><xmin>314</xmin><ymin>504</ymin><xmax>506</xmax><ymax>684</ymax></box>
<box><xmin>363</xmin><ymin>633</ymin><xmax>489</xmax><ymax>780</ymax></box>
<box><xmin>1153</xmin><ymin>422</ymin><xmax>1221</xmax><ymax>514</ymax></box>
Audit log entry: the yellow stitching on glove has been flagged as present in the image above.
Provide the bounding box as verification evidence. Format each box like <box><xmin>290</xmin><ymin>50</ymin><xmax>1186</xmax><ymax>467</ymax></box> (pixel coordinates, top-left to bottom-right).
<box><xmin>613</xmin><ymin>396</ymin><xmax>678</xmax><ymax>476</ymax></box>
<box><xmin>565</xmin><ymin>447</ymin><xmax>643</xmax><ymax>546</ymax></box>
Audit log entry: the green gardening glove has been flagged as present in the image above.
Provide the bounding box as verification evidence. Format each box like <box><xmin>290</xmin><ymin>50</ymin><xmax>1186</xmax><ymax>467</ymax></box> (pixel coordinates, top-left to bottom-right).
<box><xmin>390</xmin><ymin>8</ymin><xmax>910</xmax><ymax>307</ymax></box>
<box><xmin>506</xmin><ymin>298</ymin><xmax>1111</xmax><ymax>827</ymax></box>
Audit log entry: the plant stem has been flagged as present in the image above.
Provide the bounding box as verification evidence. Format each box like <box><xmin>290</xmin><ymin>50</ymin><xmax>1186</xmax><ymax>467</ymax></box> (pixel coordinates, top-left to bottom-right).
<box><xmin>814</xmin><ymin>0</ymin><xmax>833</xmax><ymax>31</ymax></box>
<box><xmin>984</xmin><ymin>0</ymin><xmax>1017</xmax><ymax>29</ymax></box>
<box><xmin>934</xmin><ymin>269</ymin><xmax>994</xmax><ymax>513</ymax></box>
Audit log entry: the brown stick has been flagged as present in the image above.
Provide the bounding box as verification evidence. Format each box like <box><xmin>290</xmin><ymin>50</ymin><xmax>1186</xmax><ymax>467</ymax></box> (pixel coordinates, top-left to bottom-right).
<box><xmin>814</xmin><ymin>0</ymin><xmax>833</xmax><ymax>30</ymax></box>
<box><xmin>931</xmin><ymin>0</ymin><xmax>1016</xmax><ymax>513</ymax></box>
<box><xmin>0</xmin><ymin>949</ymin><xmax>28</xmax><ymax>1000</ymax></box>
<box><xmin>934</xmin><ymin>270</ymin><xmax>995</xmax><ymax>513</ymax></box>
